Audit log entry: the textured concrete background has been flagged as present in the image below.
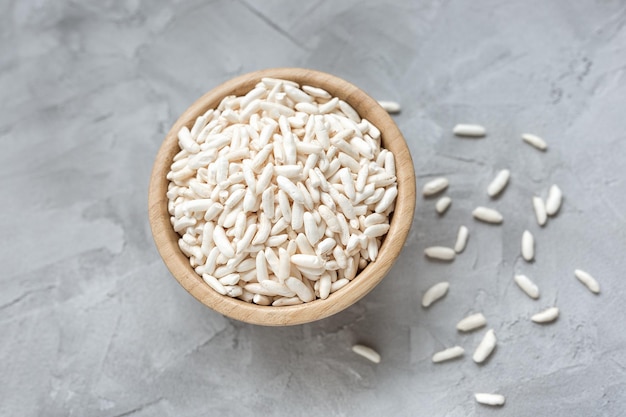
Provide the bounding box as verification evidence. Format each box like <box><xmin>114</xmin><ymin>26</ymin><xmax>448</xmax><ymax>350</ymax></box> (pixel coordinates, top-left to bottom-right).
<box><xmin>2</xmin><ymin>0</ymin><xmax>626</xmax><ymax>416</ymax></box>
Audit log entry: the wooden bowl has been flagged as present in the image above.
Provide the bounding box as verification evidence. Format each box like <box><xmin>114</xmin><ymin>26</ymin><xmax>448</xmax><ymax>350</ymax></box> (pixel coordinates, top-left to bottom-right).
<box><xmin>148</xmin><ymin>68</ymin><xmax>416</xmax><ymax>326</ymax></box>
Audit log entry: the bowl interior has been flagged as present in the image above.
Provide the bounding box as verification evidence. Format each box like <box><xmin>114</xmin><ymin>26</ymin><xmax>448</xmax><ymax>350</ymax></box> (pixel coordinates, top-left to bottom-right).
<box><xmin>148</xmin><ymin>68</ymin><xmax>416</xmax><ymax>326</ymax></box>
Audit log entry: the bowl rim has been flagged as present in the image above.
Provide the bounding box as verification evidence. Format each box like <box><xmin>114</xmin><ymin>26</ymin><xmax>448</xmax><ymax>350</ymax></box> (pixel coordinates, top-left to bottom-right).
<box><xmin>148</xmin><ymin>67</ymin><xmax>416</xmax><ymax>326</ymax></box>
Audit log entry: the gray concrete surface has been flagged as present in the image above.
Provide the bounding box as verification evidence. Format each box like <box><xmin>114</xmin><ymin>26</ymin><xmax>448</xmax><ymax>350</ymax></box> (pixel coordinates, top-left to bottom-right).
<box><xmin>2</xmin><ymin>0</ymin><xmax>626</xmax><ymax>416</ymax></box>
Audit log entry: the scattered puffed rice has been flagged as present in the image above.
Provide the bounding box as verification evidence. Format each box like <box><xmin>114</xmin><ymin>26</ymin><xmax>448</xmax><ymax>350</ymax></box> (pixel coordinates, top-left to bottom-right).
<box><xmin>435</xmin><ymin>196</ymin><xmax>452</xmax><ymax>214</ymax></box>
<box><xmin>352</xmin><ymin>344</ymin><xmax>381</xmax><ymax>363</ymax></box>
<box><xmin>454</xmin><ymin>226</ymin><xmax>469</xmax><ymax>253</ymax></box>
<box><xmin>432</xmin><ymin>346</ymin><xmax>465</xmax><ymax>363</ymax></box>
<box><xmin>487</xmin><ymin>169</ymin><xmax>510</xmax><ymax>197</ymax></box>
<box><xmin>377</xmin><ymin>100</ymin><xmax>401</xmax><ymax>114</ymax></box>
<box><xmin>531</xmin><ymin>307</ymin><xmax>559</xmax><ymax>323</ymax></box>
<box><xmin>475</xmin><ymin>393</ymin><xmax>505</xmax><ymax>406</ymax></box>
<box><xmin>532</xmin><ymin>196</ymin><xmax>547</xmax><ymax>226</ymax></box>
<box><xmin>522</xmin><ymin>133</ymin><xmax>547</xmax><ymax>151</ymax></box>
<box><xmin>472</xmin><ymin>206</ymin><xmax>503</xmax><ymax>224</ymax></box>
<box><xmin>422</xmin><ymin>282</ymin><xmax>449</xmax><ymax>307</ymax></box>
<box><xmin>424</xmin><ymin>246</ymin><xmax>456</xmax><ymax>261</ymax></box>
<box><xmin>514</xmin><ymin>274</ymin><xmax>540</xmax><ymax>299</ymax></box>
<box><xmin>521</xmin><ymin>230</ymin><xmax>534</xmax><ymax>261</ymax></box>
<box><xmin>423</xmin><ymin>177</ymin><xmax>449</xmax><ymax>197</ymax></box>
<box><xmin>453</xmin><ymin>124</ymin><xmax>486</xmax><ymax>137</ymax></box>
<box><xmin>457</xmin><ymin>313</ymin><xmax>487</xmax><ymax>332</ymax></box>
<box><xmin>473</xmin><ymin>329</ymin><xmax>497</xmax><ymax>363</ymax></box>
<box><xmin>546</xmin><ymin>184</ymin><xmax>563</xmax><ymax>216</ymax></box>
<box><xmin>574</xmin><ymin>269</ymin><xmax>600</xmax><ymax>294</ymax></box>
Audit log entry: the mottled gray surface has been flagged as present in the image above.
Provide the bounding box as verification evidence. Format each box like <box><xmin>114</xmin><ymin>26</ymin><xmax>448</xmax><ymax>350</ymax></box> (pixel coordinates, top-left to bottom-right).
<box><xmin>2</xmin><ymin>0</ymin><xmax>626</xmax><ymax>416</ymax></box>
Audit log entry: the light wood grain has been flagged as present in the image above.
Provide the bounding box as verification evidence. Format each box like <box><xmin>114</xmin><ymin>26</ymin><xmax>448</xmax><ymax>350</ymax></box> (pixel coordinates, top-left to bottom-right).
<box><xmin>148</xmin><ymin>68</ymin><xmax>416</xmax><ymax>326</ymax></box>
